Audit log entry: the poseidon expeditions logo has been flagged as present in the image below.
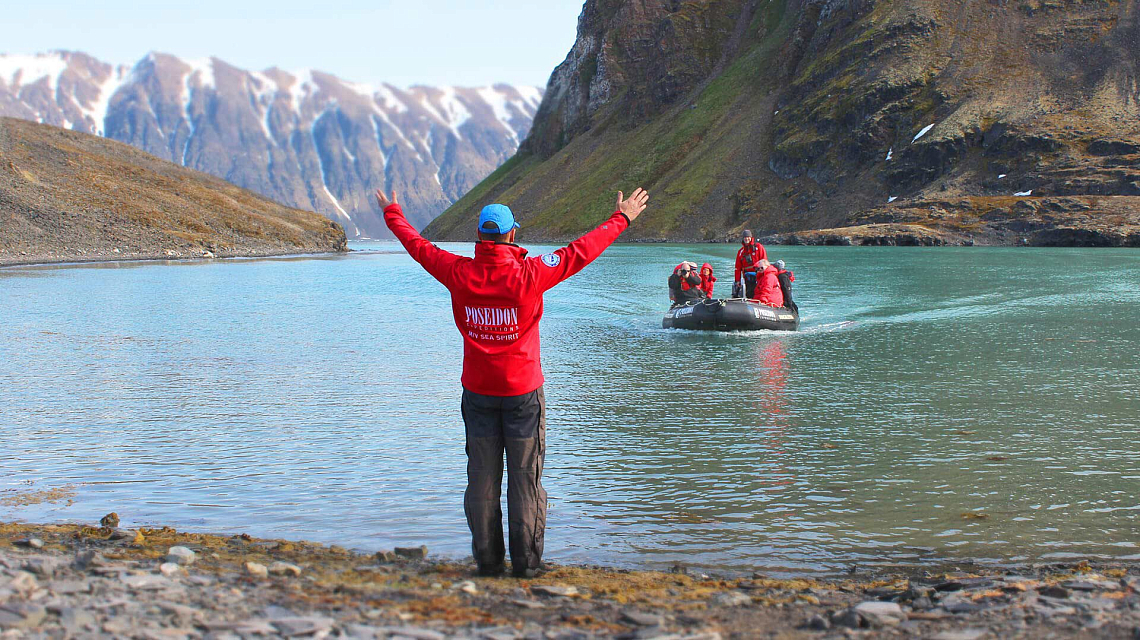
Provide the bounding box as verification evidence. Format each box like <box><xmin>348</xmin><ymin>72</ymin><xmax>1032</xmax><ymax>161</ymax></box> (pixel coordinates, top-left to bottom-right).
<box><xmin>464</xmin><ymin>306</ymin><xmax>521</xmax><ymax>342</ymax></box>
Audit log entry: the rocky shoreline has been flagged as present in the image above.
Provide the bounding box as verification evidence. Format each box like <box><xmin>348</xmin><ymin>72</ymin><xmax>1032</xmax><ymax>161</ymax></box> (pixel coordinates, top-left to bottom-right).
<box><xmin>0</xmin><ymin>247</ymin><xmax>349</xmax><ymax>269</ymax></box>
<box><xmin>1</xmin><ymin>522</ymin><xmax>1138</xmax><ymax>639</ymax></box>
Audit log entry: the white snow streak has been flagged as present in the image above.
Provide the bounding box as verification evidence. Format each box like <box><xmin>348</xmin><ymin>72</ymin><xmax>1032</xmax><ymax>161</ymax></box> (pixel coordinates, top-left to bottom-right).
<box><xmin>888</xmin><ymin>196</ymin><xmax>898</xmax><ymax>203</ymax></box>
<box><xmin>371</xmin><ymin>106</ymin><xmax>421</xmax><ymax>160</ymax></box>
<box><xmin>183</xmin><ymin>58</ymin><xmax>216</xmax><ymax>89</ymax></box>
<box><xmin>249</xmin><ymin>72</ymin><xmax>279</xmax><ymax>145</ymax></box>
<box><xmin>885</xmin><ymin>147</ymin><xmax>893</xmax><ymax>161</ymax></box>
<box><xmin>998</xmin><ymin>174</ymin><xmax>1007</xmax><ymax>179</ymax></box>
<box><xmin>517</xmin><ymin>85</ymin><xmax>544</xmax><ymax>111</ymax></box>
<box><xmin>79</xmin><ymin>65</ymin><xmax>128</xmax><ymax>136</ymax></box>
<box><xmin>181</xmin><ymin>70</ymin><xmax>197</xmax><ymax>166</ymax></box>
<box><xmin>311</xmin><ymin>113</ymin><xmax>351</xmax><ymax>222</ymax></box>
<box><xmin>1014</xmin><ymin>190</ymin><xmax>1033</xmax><ymax>197</ymax></box>
<box><xmin>370</xmin><ymin>115</ymin><xmax>389</xmax><ymax>169</ymax></box>
<box><xmin>477</xmin><ymin>86</ymin><xmax>520</xmax><ymax>144</ymax></box>
<box><xmin>288</xmin><ymin>69</ymin><xmax>315</xmax><ymax>116</ymax></box>
<box><xmin>912</xmin><ymin>123</ymin><xmax>935</xmax><ymax>143</ymax></box>
<box><xmin>376</xmin><ymin>84</ymin><xmax>408</xmax><ymax>113</ymax></box>
<box><xmin>418</xmin><ymin>88</ymin><xmax>470</xmax><ymax>140</ymax></box>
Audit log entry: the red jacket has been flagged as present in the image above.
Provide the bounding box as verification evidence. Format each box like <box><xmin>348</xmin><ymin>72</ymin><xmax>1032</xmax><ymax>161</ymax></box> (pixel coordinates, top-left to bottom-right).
<box><xmin>756</xmin><ymin>264</ymin><xmax>784</xmax><ymax>307</ymax></box>
<box><xmin>734</xmin><ymin>242</ymin><xmax>767</xmax><ymax>282</ymax></box>
<box><xmin>384</xmin><ymin>203</ymin><xmax>629</xmax><ymax>396</ymax></box>
<box><xmin>698</xmin><ymin>263</ymin><xmax>716</xmax><ymax>298</ymax></box>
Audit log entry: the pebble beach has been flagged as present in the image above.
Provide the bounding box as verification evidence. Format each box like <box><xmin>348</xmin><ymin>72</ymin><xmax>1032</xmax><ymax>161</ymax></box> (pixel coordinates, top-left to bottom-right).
<box><xmin>1</xmin><ymin>521</ymin><xmax>1138</xmax><ymax>639</ymax></box>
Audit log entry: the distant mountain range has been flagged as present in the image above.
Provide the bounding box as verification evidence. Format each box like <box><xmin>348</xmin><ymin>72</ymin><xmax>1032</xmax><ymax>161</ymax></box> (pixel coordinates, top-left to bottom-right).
<box><xmin>0</xmin><ymin>51</ymin><xmax>542</xmax><ymax>237</ymax></box>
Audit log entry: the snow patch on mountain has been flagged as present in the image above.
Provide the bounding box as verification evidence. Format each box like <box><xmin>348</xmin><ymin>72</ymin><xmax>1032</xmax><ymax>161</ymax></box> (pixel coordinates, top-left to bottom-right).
<box><xmin>517</xmin><ymin>85</ymin><xmax>544</xmax><ymax>110</ymax></box>
<box><xmin>0</xmin><ymin>53</ymin><xmax>68</xmax><ymax>93</ymax></box>
<box><xmin>80</xmin><ymin>66</ymin><xmax>129</xmax><ymax>135</ymax></box>
<box><xmin>478</xmin><ymin>86</ymin><xmax>521</xmax><ymax>142</ymax></box>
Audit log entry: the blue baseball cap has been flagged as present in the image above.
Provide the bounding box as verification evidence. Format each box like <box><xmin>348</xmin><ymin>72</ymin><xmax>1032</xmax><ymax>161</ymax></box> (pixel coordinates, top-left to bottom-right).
<box><xmin>478</xmin><ymin>204</ymin><xmax>520</xmax><ymax>234</ymax></box>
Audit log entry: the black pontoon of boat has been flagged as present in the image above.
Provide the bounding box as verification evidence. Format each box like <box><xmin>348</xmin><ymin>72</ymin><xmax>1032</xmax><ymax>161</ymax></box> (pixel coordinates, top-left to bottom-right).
<box><xmin>663</xmin><ymin>298</ymin><xmax>799</xmax><ymax>332</ymax></box>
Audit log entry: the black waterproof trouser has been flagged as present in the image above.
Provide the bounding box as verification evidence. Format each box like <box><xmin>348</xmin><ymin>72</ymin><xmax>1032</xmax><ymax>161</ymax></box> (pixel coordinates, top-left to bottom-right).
<box><xmin>744</xmin><ymin>272</ymin><xmax>758</xmax><ymax>299</ymax></box>
<box><xmin>461</xmin><ymin>387</ymin><xmax>547</xmax><ymax>576</ymax></box>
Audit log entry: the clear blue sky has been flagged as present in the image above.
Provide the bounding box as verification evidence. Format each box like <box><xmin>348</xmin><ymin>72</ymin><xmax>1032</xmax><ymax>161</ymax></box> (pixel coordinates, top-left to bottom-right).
<box><xmin>1</xmin><ymin>0</ymin><xmax>585</xmax><ymax>88</ymax></box>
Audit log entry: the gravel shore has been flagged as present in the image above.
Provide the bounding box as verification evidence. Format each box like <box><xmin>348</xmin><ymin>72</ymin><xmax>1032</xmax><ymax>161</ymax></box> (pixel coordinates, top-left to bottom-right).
<box><xmin>0</xmin><ymin>247</ymin><xmax>348</xmax><ymax>269</ymax></box>
<box><xmin>2</xmin><ymin>522</ymin><xmax>1138</xmax><ymax>638</ymax></box>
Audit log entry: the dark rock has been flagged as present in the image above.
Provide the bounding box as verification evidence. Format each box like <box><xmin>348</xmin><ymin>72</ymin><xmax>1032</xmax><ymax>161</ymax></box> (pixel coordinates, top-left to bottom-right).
<box><xmin>941</xmin><ymin>599</ymin><xmax>985</xmax><ymax>614</ymax></box>
<box><xmin>21</xmin><ymin>557</ymin><xmax>63</xmax><ymax>577</ymax></box>
<box><xmin>1063</xmin><ymin>579</ymin><xmax>1120</xmax><ymax>591</ymax></box>
<box><xmin>73</xmin><ymin>550</ymin><xmax>108</xmax><ymax>570</ymax></box>
<box><xmin>394</xmin><ymin>545</ymin><xmax>428</xmax><ymax>560</ymax></box>
<box><xmin>14</xmin><ymin>538</ymin><xmax>44</xmax><ymax>550</ymax></box>
<box><xmin>1039</xmin><ymin>585</ymin><xmax>1070</xmax><ymax>599</ymax></box>
<box><xmin>830</xmin><ymin>608</ymin><xmax>863</xmax><ymax>629</ymax></box>
<box><xmin>100</xmin><ymin>512</ymin><xmax>120</xmax><ymax>528</ymax></box>
<box><xmin>271</xmin><ymin>616</ymin><xmax>334</xmax><ymax>637</ymax></box>
<box><xmin>532</xmin><ymin>585</ymin><xmax>579</xmax><ymax>597</ymax></box>
<box><xmin>911</xmin><ymin>596</ymin><xmax>934</xmax><ymax>610</ymax></box>
<box><xmin>806</xmin><ymin>613</ymin><xmax>830</xmax><ymax>630</ymax></box>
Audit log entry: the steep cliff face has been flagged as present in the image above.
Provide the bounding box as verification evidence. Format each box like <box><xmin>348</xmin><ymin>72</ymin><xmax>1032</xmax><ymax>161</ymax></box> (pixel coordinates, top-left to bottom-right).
<box><xmin>0</xmin><ymin>51</ymin><xmax>541</xmax><ymax>238</ymax></box>
<box><xmin>427</xmin><ymin>0</ymin><xmax>1140</xmax><ymax>246</ymax></box>
<box><xmin>0</xmin><ymin>117</ymin><xmax>346</xmax><ymax>266</ymax></box>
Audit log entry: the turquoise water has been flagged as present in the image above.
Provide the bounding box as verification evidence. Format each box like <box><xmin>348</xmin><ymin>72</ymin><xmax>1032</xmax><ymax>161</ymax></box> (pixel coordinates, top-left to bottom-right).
<box><xmin>1</xmin><ymin>244</ymin><xmax>1138</xmax><ymax>574</ymax></box>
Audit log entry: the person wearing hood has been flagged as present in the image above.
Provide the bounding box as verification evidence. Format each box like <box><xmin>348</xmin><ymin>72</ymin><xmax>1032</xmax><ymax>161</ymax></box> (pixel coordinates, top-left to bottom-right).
<box><xmin>774</xmin><ymin>259</ymin><xmax>797</xmax><ymax>314</ymax></box>
<box><xmin>733</xmin><ymin>230</ymin><xmax>767</xmax><ymax>298</ymax></box>
<box><xmin>669</xmin><ymin>261</ymin><xmax>703</xmax><ymax>306</ymax></box>
<box><xmin>698</xmin><ymin>263</ymin><xmax>716</xmax><ymax>299</ymax></box>
<box><xmin>754</xmin><ymin>259</ymin><xmax>784</xmax><ymax>308</ymax></box>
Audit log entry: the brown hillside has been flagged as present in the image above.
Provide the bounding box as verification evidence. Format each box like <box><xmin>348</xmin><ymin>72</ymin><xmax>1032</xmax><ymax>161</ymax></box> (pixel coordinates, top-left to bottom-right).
<box><xmin>0</xmin><ymin>117</ymin><xmax>346</xmax><ymax>265</ymax></box>
<box><xmin>427</xmin><ymin>0</ymin><xmax>1140</xmax><ymax>246</ymax></box>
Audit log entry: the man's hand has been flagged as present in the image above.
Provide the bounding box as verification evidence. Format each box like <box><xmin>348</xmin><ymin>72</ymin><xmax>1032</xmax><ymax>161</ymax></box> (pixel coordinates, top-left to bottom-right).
<box><xmin>375</xmin><ymin>189</ymin><xmax>399</xmax><ymax>210</ymax></box>
<box><xmin>616</xmin><ymin>188</ymin><xmax>649</xmax><ymax>221</ymax></box>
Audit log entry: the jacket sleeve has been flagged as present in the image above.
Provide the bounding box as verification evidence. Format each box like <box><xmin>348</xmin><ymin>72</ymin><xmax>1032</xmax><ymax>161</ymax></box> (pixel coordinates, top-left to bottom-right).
<box><xmin>531</xmin><ymin>211</ymin><xmax>630</xmax><ymax>291</ymax></box>
<box><xmin>733</xmin><ymin>250</ymin><xmax>742</xmax><ymax>282</ymax></box>
<box><xmin>383</xmin><ymin>203</ymin><xmax>463</xmax><ymax>288</ymax></box>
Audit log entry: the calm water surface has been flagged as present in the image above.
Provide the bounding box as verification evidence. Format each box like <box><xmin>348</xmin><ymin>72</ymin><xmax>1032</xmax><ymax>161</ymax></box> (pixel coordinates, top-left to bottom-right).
<box><xmin>1</xmin><ymin>244</ymin><xmax>1138</xmax><ymax>574</ymax></box>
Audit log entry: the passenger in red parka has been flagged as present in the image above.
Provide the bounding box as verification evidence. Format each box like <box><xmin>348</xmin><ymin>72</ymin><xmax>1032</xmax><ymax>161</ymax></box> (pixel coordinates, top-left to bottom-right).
<box><xmin>754</xmin><ymin>259</ymin><xmax>784</xmax><ymax>308</ymax></box>
<box><xmin>379</xmin><ymin>186</ymin><xmax>650</xmax><ymax>579</ymax></box>
<box><xmin>733</xmin><ymin>230</ymin><xmax>767</xmax><ymax>298</ymax></box>
<box><xmin>698</xmin><ymin>263</ymin><xmax>716</xmax><ymax>299</ymax></box>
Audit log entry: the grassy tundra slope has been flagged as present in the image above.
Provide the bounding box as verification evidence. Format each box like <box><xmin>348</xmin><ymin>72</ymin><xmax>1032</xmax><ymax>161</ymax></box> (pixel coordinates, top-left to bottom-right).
<box><xmin>426</xmin><ymin>0</ymin><xmax>1140</xmax><ymax>246</ymax></box>
<box><xmin>0</xmin><ymin>117</ymin><xmax>346</xmax><ymax>265</ymax></box>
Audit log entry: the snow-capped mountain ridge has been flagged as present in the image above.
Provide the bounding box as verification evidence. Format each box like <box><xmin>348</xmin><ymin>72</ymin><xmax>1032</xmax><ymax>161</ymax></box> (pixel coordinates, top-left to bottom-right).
<box><xmin>0</xmin><ymin>50</ymin><xmax>543</xmax><ymax>236</ymax></box>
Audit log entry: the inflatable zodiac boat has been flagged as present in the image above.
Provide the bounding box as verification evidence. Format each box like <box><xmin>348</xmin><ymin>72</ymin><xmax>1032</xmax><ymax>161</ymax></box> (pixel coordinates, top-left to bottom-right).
<box><xmin>663</xmin><ymin>298</ymin><xmax>799</xmax><ymax>332</ymax></box>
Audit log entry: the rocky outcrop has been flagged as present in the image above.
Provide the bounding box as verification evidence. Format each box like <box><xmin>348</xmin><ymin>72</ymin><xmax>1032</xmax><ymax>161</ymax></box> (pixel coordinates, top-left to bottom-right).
<box><xmin>0</xmin><ymin>117</ymin><xmax>346</xmax><ymax>265</ymax></box>
<box><xmin>427</xmin><ymin>0</ymin><xmax>1140</xmax><ymax>246</ymax></box>
<box><xmin>0</xmin><ymin>51</ymin><xmax>542</xmax><ymax>237</ymax></box>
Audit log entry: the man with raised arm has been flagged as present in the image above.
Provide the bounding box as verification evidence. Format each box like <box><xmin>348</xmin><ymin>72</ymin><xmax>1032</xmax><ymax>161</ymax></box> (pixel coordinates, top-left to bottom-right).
<box><xmin>376</xmin><ymin>187</ymin><xmax>650</xmax><ymax>578</ymax></box>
